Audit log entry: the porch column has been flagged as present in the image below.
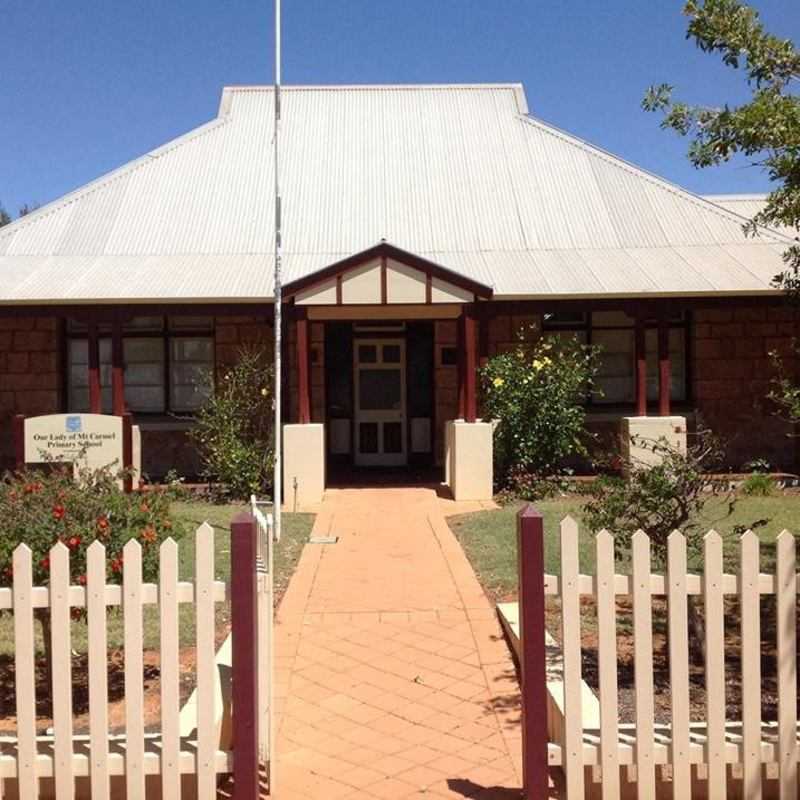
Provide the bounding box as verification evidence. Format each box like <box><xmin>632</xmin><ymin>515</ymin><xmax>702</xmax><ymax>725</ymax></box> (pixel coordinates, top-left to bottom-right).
<box><xmin>111</xmin><ymin>319</ymin><xmax>126</xmax><ymax>416</ymax></box>
<box><xmin>457</xmin><ymin>313</ymin><xmax>466</xmax><ymax>419</ymax></box>
<box><xmin>658</xmin><ymin>316</ymin><xmax>671</xmax><ymax>416</ymax></box>
<box><xmin>296</xmin><ymin>312</ymin><xmax>311</xmax><ymax>425</ymax></box>
<box><xmin>464</xmin><ymin>306</ymin><xmax>478</xmax><ymax>424</ymax></box>
<box><xmin>87</xmin><ymin>321</ymin><xmax>102</xmax><ymax>414</ymax></box>
<box><xmin>634</xmin><ymin>312</ymin><xmax>647</xmax><ymax>416</ymax></box>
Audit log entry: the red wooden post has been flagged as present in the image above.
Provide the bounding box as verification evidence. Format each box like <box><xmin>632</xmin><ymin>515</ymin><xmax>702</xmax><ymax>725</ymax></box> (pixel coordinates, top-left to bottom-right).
<box><xmin>122</xmin><ymin>412</ymin><xmax>133</xmax><ymax>494</ymax></box>
<box><xmin>464</xmin><ymin>307</ymin><xmax>478</xmax><ymax>424</ymax></box>
<box><xmin>658</xmin><ymin>318</ymin><xmax>671</xmax><ymax>417</ymax></box>
<box><xmin>296</xmin><ymin>314</ymin><xmax>311</xmax><ymax>425</ymax></box>
<box><xmin>87</xmin><ymin>321</ymin><xmax>102</xmax><ymax>414</ymax></box>
<box><xmin>634</xmin><ymin>313</ymin><xmax>647</xmax><ymax>416</ymax></box>
<box><xmin>111</xmin><ymin>319</ymin><xmax>125</xmax><ymax>416</ymax></box>
<box><xmin>518</xmin><ymin>504</ymin><xmax>549</xmax><ymax>800</ymax></box>
<box><xmin>231</xmin><ymin>513</ymin><xmax>260</xmax><ymax>800</ymax></box>
<box><xmin>457</xmin><ymin>312</ymin><xmax>466</xmax><ymax>419</ymax></box>
<box><xmin>13</xmin><ymin>414</ymin><xmax>25</xmax><ymax>470</ymax></box>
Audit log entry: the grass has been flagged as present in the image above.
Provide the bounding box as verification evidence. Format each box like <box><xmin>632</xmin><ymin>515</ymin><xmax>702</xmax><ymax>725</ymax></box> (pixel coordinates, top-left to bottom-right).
<box><xmin>448</xmin><ymin>493</ymin><xmax>800</xmax><ymax>603</ymax></box>
<box><xmin>0</xmin><ymin>499</ymin><xmax>315</xmax><ymax>657</ymax></box>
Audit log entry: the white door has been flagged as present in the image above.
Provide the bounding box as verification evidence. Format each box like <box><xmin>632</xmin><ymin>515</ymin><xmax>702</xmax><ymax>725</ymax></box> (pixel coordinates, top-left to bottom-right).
<box><xmin>354</xmin><ymin>338</ymin><xmax>407</xmax><ymax>467</ymax></box>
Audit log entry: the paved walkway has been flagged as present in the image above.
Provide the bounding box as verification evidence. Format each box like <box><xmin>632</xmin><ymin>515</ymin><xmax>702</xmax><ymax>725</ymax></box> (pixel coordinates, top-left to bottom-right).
<box><xmin>273</xmin><ymin>487</ymin><xmax>522</xmax><ymax>799</ymax></box>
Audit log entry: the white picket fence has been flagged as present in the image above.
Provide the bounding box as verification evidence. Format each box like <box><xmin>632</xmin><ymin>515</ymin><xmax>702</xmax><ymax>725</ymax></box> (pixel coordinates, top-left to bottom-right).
<box><xmin>0</xmin><ymin>525</ymin><xmax>233</xmax><ymax>799</ymax></box>
<box><xmin>545</xmin><ymin>519</ymin><xmax>799</xmax><ymax>800</ymax></box>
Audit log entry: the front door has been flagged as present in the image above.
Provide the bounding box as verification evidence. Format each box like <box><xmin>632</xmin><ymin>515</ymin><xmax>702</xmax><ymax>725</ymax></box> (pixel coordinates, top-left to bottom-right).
<box><xmin>354</xmin><ymin>338</ymin><xmax>407</xmax><ymax>467</ymax></box>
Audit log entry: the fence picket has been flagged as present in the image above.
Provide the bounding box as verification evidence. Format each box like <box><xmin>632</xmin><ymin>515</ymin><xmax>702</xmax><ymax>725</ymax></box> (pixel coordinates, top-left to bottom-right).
<box><xmin>195</xmin><ymin>522</ymin><xmax>217</xmax><ymax>798</ymax></box>
<box><xmin>123</xmin><ymin>539</ymin><xmax>145</xmax><ymax>799</ymax></box>
<box><xmin>596</xmin><ymin>530</ymin><xmax>620</xmax><ymax>800</ymax></box>
<box><xmin>667</xmin><ymin>532</ymin><xmax>691</xmax><ymax>798</ymax></box>
<box><xmin>703</xmin><ymin>532</ymin><xmax>726</xmax><ymax>800</ymax></box>
<box><xmin>631</xmin><ymin>530</ymin><xmax>656</xmax><ymax>800</ymax></box>
<box><xmin>13</xmin><ymin>545</ymin><xmax>38</xmax><ymax>798</ymax></box>
<box><xmin>560</xmin><ymin>516</ymin><xmax>584</xmax><ymax>800</ymax></box>
<box><xmin>159</xmin><ymin>538</ymin><xmax>181</xmax><ymax>800</ymax></box>
<box><xmin>775</xmin><ymin>531</ymin><xmax>797</xmax><ymax>800</ymax></box>
<box><xmin>87</xmin><ymin>540</ymin><xmax>110</xmax><ymax>800</ymax></box>
<box><xmin>49</xmin><ymin>542</ymin><xmax>74</xmax><ymax>800</ymax></box>
<box><xmin>740</xmin><ymin>531</ymin><xmax>762</xmax><ymax>800</ymax></box>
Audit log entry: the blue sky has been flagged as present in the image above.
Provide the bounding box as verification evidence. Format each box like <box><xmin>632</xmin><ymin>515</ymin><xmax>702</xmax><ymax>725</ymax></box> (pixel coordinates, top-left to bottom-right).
<box><xmin>1</xmin><ymin>1</ymin><xmax>798</xmax><ymax>217</ymax></box>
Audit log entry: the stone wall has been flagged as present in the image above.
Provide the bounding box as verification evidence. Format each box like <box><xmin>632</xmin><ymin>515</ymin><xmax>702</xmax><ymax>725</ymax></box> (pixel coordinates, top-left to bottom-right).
<box><xmin>0</xmin><ymin>317</ymin><xmax>62</xmax><ymax>470</ymax></box>
<box><xmin>692</xmin><ymin>305</ymin><xmax>799</xmax><ymax>471</ymax></box>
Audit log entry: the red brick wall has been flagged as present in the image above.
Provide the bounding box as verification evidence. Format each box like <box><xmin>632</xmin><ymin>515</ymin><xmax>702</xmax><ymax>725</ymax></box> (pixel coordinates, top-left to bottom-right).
<box><xmin>0</xmin><ymin>317</ymin><xmax>63</xmax><ymax>470</ymax></box>
<box><xmin>693</xmin><ymin>306</ymin><xmax>799</xmax><ymax>471</ymax></box>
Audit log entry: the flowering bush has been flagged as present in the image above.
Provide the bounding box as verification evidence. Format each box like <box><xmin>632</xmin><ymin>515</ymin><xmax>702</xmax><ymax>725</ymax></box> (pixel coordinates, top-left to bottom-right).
<box><xmin>191</xmin><ymin>346</ymin><xmax>274</xmax><ymax>500</ymax></box>
<box><xmin>0</xmin><ymin>464</ymin><xmax>180</xmax><ymax>591</ymax></box>
<box><xmin>480</xmin><ymin>333</ymin><xmax>599</xmax><ymax>493</ymax></box>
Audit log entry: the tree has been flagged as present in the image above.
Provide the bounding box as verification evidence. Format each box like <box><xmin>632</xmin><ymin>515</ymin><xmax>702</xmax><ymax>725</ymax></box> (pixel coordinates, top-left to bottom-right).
<box><xmin>0</xmin><ymin>205</ymin><xmax>10</xmax><ymax>227</ymax></box>
<box><xmin>643</xmin><ymin>0</ymin><xmax>800</xmax><ymax>291</ymax></box>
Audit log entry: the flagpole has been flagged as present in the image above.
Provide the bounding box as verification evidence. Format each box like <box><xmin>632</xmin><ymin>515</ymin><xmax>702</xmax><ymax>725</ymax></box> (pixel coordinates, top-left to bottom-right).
<box><xmin>272</xmin><ymin>0</ymin><xmax>283</xmax><ymax>542</ymax></box>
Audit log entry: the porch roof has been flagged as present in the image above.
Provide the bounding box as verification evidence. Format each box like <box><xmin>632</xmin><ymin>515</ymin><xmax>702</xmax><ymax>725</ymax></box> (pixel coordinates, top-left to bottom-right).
<box><xmin>0</xmin><ymin>84</ymin><xmax>793</xmax><ymax>305</ymax></box>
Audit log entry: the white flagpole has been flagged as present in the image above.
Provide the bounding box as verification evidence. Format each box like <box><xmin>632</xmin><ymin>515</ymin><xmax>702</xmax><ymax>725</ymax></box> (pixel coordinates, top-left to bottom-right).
<box><xmin>272</xmin><ymin>0</ymin><xmax>283</xmax><ymax>541</ymax></box>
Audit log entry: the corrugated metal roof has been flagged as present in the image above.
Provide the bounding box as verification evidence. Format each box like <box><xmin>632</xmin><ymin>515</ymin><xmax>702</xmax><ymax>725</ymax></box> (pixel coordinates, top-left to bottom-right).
<box><xmin>704</xmin><ymin>194</ymin><xmax>798</xmax><ymax>240</ymax></box>
<box><xmin>0</xmin><ymin>84</ymin><xmax>794</xmax><ymax>304</ymax></box>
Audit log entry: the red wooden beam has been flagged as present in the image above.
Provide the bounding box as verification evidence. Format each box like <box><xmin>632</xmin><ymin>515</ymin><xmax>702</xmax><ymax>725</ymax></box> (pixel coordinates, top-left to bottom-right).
<box><xmin>230</xmin><ymin>513</ymin><xmax>260</xmax><ymax>800</ymax></box>
<box><xmin>111</xmin><ymin>319</ymin><xmax>125</xmax><ymax>416</ymax></box>
<box><xmin>518</xmin><ymin>505</ymin><xmax>549</xmax><ymax>800</ymax></box>
<box><xmin>634</xmin><ymin>313</ymin><xmax>647</xmax><ymax>417</ymax></box>
<box><xmin>658</xmin><ymin>318</ymin><xmax>671</xmax><ymax>417</ymax></box>
<box><xmin>87</xmin><ymin>321</ymin><xmax>102</xmax><ymax>414</ymax></box>
<box><xmin>478</xmin><ymin>308</ymin><xmax>489</xmax><ymax>368</ymax></box>
<box><xmin>464</xmin><ymin>307</ymin><xmax>478</xmax><ymax>424</ymax></box>
<box><xmin>296</xmin><ymin>314</ymin><xmax>311</xmax><ymax>424</ymax></box>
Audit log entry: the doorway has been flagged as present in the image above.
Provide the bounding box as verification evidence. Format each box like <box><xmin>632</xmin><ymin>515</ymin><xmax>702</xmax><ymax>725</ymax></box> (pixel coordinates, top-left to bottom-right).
<box><xmin>353</xmin><ymin>338</ymin><xmax>407</xmax><ymax>466</ymax></box>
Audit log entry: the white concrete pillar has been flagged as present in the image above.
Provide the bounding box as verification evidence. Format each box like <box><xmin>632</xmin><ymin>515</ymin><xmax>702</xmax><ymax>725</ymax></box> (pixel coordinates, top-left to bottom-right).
<box><xmin>447</xmin><ymin>420</ymin><xmax>494</xmax><ymax>501</ymax></box>
<box><xmin>282</xmin><ymin>423</ymin><xmax>325</xmax><ymax>509</ymax></box>
<box><xmin>621</xmin><ymin>416</ymin><xmax>687</xmax><ymax>469</ymax></box>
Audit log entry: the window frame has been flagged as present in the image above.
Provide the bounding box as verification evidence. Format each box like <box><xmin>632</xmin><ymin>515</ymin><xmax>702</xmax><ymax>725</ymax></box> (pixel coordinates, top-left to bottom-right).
<box><xmin>66</xmin><ymin>316</ymin><xmax>216</xmax><ymax>415</ymax></box>
<box><xmin>542</xmin><ymin>310</ymin><xmax>692</xmax><ymax>408</ymax></box>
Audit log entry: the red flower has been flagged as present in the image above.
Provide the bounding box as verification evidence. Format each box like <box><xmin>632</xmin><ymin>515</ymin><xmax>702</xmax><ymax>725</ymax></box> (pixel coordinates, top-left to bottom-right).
<box><xmin>40</xmin><ymin>556</ymin><xmax>50</xmax><ymax>571</ymax></box>
<box><xmin>140</xmin><ymin>502</ymin><xmax>149</xmax><ymax>514</ymax></box>
<box><xmin>3</xmin><ymin>566</ymin><xmax>12</xmax><ymax>579</ymax></box>
<box><xmin>70</xmin><ymin>607</ymin><xmax>82</xmax><ymax>620</ymax></box>
<box><xmin>77</xmin><ymin>574</ymin><xmax>87</xmax><ymax>585</ymax></box>
<box><xmin>52</xmin><ymin>504</ymin><xmax>66</xmax><ymax>521</ymax></box>
<box><xmin>110</xmin><ymin>557</ymin><xmax>124</xmax><ymax>574</ymax></box>
<box><xmin>96</xmin><ymin>516</ymin><xmax>110</xmax><ymax>533</ymax></box>
<box><xmin>67</xmin><ymin>536</ymin><xmax>81</xmax><ymax>550</ymax></box>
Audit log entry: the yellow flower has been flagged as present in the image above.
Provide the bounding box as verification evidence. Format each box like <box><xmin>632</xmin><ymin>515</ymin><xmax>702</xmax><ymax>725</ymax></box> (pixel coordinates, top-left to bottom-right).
<box><xmin>260</xmin><ymin>388</ymin><xmax>268</xmax><ymax>397</ymax></box>
<box><xmin>532</xmin><ymin>359</ymin><xmax>543</xmax><ymax>371</ymax></box>
<box><xmin>492</xmin><ymin>377</ymin><xmax>505</xmax><ymax>388</ymax></box>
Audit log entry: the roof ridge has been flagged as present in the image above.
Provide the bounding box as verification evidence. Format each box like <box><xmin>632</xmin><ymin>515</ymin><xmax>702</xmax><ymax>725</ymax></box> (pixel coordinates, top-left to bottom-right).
<box><xmin>517</xmin><ymin>113</ymin><xmax>794</xmax><ymax>245</ymax></box>
<box><xmin>0</xmin><ymin>115</ymin><xmax>231</xmax><ymax>242</ymax></box>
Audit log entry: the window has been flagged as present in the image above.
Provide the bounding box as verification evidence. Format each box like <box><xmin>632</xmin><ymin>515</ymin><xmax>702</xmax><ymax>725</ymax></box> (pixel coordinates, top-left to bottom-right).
<box><xmin>67</xmin><ymin>316</ymin><xmax>214</xmax><ymax>414</ymax></box>
<box><xmin>542</xmin><ymin>310</ymin><xmax>689</xmax><ymax>406</ymax></box>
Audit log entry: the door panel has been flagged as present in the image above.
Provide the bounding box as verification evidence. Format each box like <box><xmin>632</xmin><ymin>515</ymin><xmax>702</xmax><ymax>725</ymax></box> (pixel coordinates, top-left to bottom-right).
<box><xmin>354</xmin><ymin>338</ymin><xmax>407</xmax><ymax>466</ymax></box>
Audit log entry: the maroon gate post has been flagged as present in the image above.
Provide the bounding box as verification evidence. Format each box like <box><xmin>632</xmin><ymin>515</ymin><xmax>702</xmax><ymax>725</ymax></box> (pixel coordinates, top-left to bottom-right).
<box><xmin>231</xmin><ymin>513</ymin><xmax>260</xmax><ymax>800</ymax></box>
<box><xmin>518</xmin><ymin>504</ymin><xmax>549</xmax><ymax>799</ymax></box>
<box><xmin>121</xmin><ymin>412</ymin><xmax>133</xmax><ymax>494</ymax></box>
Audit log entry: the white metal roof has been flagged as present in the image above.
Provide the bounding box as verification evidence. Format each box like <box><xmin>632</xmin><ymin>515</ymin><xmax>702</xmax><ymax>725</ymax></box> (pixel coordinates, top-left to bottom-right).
<box><xmin>704</xmin><ymin>194</ymin><xmax>798</xmax><ymax>240</ymax></box>
<box><xmin>0</xmin><ymin>84</ymin><xmax>793</xmax><ymax>304</ymax></box>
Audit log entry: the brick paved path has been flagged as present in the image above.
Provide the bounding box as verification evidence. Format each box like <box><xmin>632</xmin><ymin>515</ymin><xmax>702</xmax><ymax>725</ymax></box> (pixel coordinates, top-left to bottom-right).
<box><xmin>273</xmin><ymin>487</ymin><xmax>522</xmax><ymax>799</ymax></box>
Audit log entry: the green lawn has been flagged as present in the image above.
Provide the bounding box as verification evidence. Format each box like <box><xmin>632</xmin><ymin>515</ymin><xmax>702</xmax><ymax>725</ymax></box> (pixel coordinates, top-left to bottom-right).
<box><xmin>448</xmin><ymin>494</ymin><xmax>800</xmax><ymax>603</ymax></box>
<box><xmin>0</xmin><ymin>500</ymin><xmax>315</xmax><ymax>657</ymax></box>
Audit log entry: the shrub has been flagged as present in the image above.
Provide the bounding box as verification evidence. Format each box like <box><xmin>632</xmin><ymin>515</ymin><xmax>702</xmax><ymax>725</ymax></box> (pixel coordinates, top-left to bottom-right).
<box><xmin>0</xmin><ymin>463</ymin><xmax>180</xmax><ymax>590</ymax></box>
<box><xmin>190</xmin><ymin>346</ymin><xmax>274</xmax><ymax>500</ymax></box>
<box><xmin>741</xmin><ymin>472</ymin><xmax>776</xmax><ymax>496</ymax></box>
<box><xmin>582</xmin><ymin>431</ymin><xmax>730</xmax><ymax>567</ymax></box>
<box><xmin>480</xmin><ymin>332</ymin><xmax>599</xmax><ymax>492</ymax></box>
